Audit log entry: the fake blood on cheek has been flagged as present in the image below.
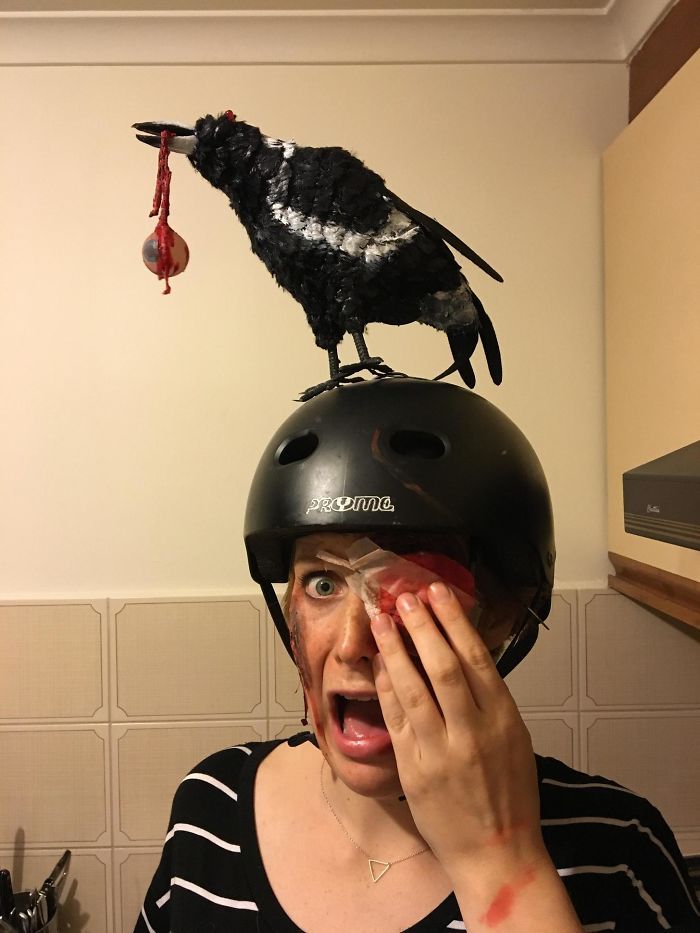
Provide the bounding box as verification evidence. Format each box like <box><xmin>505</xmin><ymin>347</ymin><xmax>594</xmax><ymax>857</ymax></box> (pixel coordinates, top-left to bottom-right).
<box><xmin>288</xmin><ymin>608</ymin><xmax>327</xmax><ymax>743</ymax></box>
<box><xmin>289</xmin><ymin>605</ymin><xmax>386</xmax><ymax>746</ymax></box>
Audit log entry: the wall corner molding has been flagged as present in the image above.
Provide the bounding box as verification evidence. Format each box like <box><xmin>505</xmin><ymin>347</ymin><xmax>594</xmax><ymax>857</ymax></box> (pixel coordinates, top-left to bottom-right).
<box><xmin>606</xmin><ymin>0</ymin><xmax>678</xmax><ymax>61</ymax></box>
<box><xmin>0</xmin><ymin>3</ymin><xmax>674</xmax><ymax>67</ymax></box>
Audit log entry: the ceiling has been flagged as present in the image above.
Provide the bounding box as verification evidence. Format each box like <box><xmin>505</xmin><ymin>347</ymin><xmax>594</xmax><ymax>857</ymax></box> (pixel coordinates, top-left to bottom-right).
<box><xmin>5</xmin><ymin>0</ymin><xmax>614</xmax><ymax>11</ymax></box>
<box><xmin>2</xmin><ymin>0</ymin><xmax>677</xmax><ymax>66</ymax></box>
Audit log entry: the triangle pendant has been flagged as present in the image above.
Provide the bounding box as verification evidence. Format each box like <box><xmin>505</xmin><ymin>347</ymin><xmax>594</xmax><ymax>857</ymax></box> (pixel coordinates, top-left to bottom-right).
<box><xmin>369</xmin><ymin>859</ymin><xmax>390</xmax><ymax>883</ymax></box>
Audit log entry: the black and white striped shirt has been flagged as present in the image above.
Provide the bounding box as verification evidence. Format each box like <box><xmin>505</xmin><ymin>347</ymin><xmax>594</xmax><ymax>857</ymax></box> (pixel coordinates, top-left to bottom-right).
<box><xmin>134</xmin><ymin>736</ymin><xmax>700</xmax><ymax>932</ymax></box>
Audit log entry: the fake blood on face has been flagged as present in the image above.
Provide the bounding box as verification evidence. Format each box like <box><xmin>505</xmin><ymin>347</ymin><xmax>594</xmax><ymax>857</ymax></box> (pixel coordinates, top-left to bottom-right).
<box><xmin>142</xmin><ymin>130</ymin><xmax>189</xmax><ymax>293</ymax></box>
<box><xmin>291</xmin><ymin>598</ymin><xmax>392</xmax><ymax>759</ymax></box>
<box><xmin>378</xmin><ymin>552</ymin><xmax>475</xmax><ymax>621</ymax></box>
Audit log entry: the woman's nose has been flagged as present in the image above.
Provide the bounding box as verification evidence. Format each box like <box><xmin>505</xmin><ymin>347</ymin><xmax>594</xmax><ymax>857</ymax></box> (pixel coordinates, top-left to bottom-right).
<box><xmin>335</xmin><ymin>594</ymin><xmax>377</xmax><ymax>665</ymax></box>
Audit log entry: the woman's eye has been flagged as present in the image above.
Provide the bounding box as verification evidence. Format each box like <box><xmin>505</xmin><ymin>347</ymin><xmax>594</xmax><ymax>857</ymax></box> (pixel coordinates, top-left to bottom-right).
<box><xmin>304</xmin><ymin>574</ymin><xmax>338</xmax><ymax>598</ymax></box>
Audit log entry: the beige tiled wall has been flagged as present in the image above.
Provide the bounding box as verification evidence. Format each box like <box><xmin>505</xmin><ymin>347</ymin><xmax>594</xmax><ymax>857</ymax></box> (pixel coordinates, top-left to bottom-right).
<box><xmin>2</xmin><ymin>590</ymin><xmax>699</xmax><ymax>932</ymax></box>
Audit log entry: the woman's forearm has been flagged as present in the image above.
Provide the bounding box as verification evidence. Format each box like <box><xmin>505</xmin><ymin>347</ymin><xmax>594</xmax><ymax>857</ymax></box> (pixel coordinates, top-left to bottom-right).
<box><xmin>450</xmin><ymin>849</ymin><xmax>583</xmax><ymax>933</ymax></box>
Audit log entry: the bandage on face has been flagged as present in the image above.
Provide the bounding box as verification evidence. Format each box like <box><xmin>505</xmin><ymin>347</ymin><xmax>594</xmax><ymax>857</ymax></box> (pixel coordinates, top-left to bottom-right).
<box><xmin>317</xmin><ymin>537</ymin><xmax>534</xmax><ymax>657</ymax></box>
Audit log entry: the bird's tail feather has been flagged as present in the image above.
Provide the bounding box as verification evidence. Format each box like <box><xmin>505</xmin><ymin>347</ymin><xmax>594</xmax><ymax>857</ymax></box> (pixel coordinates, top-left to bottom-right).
<box><xmin>434</xmin><ymin>292</ymin><xmax>502</xmax><ymax>388</ymax></box>
<box><xmin>445</xmin><ymin>330</ymin><xmax>478</xmax><ymax>388</ymax></box>
<box><xmin>471</xmin><ymin>292</ymin><xmax>503</xmax><ymax>385</ymax></box>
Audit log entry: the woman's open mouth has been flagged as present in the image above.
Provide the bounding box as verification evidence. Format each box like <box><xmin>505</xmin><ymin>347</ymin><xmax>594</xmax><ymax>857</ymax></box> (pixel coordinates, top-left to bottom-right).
<box><xmin>330</xmin><ymin>693</ymin><xmax>393</xmax><ymax>759</ymax></box>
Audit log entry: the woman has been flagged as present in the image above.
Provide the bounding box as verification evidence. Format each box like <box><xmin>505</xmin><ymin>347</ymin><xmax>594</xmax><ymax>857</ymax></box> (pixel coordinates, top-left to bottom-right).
<box><xmin>136</xmin><ymin>378</ymin><xmax>700</xmax><ymax>932</ymax></box>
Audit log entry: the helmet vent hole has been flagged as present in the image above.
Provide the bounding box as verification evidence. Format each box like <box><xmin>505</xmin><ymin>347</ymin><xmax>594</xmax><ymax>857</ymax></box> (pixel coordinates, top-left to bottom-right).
<box><xmin>389</xmin><ymin>430</ymin><xmax>446</xmax><ymax>459</ymax></box>
<box><xmin>277</xmin><ymin>431</ymin><xmax>319</xmax><ymax>465</ymax></box>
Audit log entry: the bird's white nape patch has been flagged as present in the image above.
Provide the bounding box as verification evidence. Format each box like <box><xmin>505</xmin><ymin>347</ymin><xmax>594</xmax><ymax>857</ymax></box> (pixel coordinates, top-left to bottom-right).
<box><xmin>269</xmin><ymin>205</ymin><xmax>419</xmax><ymax>262</ymax></box>
<box><xmin>262</xmin><ymin>136</ymin><xmax>297</xmax><ymax>160</ymax></box>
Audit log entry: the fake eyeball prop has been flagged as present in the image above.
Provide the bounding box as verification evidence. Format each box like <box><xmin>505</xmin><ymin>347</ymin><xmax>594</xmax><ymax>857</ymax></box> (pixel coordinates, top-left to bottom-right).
<box><xmin>142</xmin><ymin>225</ymin><xmax>189</xmax><ymax>296</ymax></box>
<box><xmin>141</xmin><ymin>128</ymin><xmax>189</xmax><ymax>294</ymax></box>
<box><xmin>142</xmin><ymin>228</ymin><xmax>189</xmax><ymax>278</ymax></box>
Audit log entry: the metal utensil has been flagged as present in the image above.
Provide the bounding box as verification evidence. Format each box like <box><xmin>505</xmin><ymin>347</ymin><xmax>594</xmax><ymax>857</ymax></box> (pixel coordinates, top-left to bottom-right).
<box><xmin>13</xmin><ymin>890</ymin><xmax>38</xmax><ymax>933</ymax></box>
<box><xmin>38</xmin><ymin>851</ymin><xmax>70</xmax><ymax>920</ymax></box>
<box><xmin>34</xmin><ymin>891</ymin><xmax>47</xmax><ymax>930</ymax></box>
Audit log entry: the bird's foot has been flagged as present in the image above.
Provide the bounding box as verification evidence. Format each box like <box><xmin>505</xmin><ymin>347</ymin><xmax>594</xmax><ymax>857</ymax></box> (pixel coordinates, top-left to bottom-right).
<box><xmin>338</xmin><ymin>357</ymin><xmax>395</xmax><ymax>378</ymax></box>
<box><xmin>297</xmin><ymin>373</ymin><xmax>365</xmax><ymax>401</ymax></box>
<box><xmin>297</xmin><ymin>358</ymin><xmax>407</xmax><ymax>402</ymax></box>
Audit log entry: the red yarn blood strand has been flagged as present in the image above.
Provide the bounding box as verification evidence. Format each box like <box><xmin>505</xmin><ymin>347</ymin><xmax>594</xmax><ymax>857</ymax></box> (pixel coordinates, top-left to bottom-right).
<box><xmin>149</xmin><ymin>130</ymin><xmax>176</xmax><ymax>295</ymax></box>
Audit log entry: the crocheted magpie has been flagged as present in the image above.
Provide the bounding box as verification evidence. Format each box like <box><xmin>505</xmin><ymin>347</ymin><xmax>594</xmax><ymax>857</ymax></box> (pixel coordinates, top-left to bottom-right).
<box><xmin>134</xmin><ymin>112</ymin><xmax>503</xmax><ymax>399</ymax></box>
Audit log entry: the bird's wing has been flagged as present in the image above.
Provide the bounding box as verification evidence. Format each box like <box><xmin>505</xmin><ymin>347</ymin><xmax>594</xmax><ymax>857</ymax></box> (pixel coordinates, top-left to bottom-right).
<box><xmin>385</xmin><ymin>190</ymin><xmax>503</xmax><ymax>283</ymax></box>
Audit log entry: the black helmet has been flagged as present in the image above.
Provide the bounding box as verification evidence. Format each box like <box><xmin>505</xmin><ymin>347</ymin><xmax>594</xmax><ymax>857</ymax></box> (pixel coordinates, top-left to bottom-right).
<box><xmin>244</xmin><ymin>377</ymin><xmax>555</xmax><ymax>676</ymax></box>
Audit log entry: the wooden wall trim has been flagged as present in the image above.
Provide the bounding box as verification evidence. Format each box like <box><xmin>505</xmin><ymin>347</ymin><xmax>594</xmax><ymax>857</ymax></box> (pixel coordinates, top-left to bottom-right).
<box><xmin>629</xmin><ymin>0</ymin><xmax>700</xmax><ymax>120</ymax></box>
<box><xmin>608</xmin><ymin>551</ymin><xmax>700</xmax><ymax>630</ymax></box>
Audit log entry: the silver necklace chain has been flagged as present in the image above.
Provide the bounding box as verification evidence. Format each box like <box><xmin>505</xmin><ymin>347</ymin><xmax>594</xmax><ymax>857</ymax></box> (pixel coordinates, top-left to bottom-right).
<box><xmin>319</xmin><ymin>759</ymin><xmax>429</xmax><ymax>883</ymax></box>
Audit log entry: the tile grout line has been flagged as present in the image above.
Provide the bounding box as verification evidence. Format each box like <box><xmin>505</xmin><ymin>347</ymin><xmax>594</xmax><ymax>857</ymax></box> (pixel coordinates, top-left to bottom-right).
<box><xmin>106</xmin><ymin>596</ymin><xmax>118</xmax><ymax>933</ymax></box>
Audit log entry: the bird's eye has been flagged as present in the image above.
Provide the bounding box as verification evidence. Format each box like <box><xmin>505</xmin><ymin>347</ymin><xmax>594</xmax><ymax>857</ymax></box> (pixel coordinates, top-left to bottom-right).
<box><xmin>303</xmin><ymin>573</ymin><xmax>338</xmax><ymax>599</ymax></box>
<box><xmin>225</xmin><ymin>110</ymin><xmax>237</xmax><ymax>122</ymax></box>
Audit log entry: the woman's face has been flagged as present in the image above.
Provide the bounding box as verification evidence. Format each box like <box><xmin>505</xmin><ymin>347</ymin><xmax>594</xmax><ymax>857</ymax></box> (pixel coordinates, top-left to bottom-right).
<box><xmin>289</xmin><ymin>532</ymin><xmax>399</xmax><ymax>796</ymax></box>
<box><xmin>287</xmin><ymin>531</ymin><xmax>519</xmax><ymax>799</ymax></box>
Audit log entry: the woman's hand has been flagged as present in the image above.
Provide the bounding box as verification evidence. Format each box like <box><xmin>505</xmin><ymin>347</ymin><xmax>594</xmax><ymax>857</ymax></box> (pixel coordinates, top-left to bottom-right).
<box><xmin>371</xmin><ymin>581</ymin><xmax>543</xmax><ymax>871</ymax></box>
<box><xmin>371</xmin><ymin>583</ymin><xmax>584</xmax><ymax>930</ymax></box>
<box><xmin>370</xmin><ymin>580</ymin><xmax>587</xmax><ymax>933</ymax></box>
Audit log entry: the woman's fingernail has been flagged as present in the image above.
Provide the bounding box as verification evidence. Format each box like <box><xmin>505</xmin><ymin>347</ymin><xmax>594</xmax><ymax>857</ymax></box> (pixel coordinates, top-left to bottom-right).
<box><xmin>397</xmin><ymin>592</ymin><xmax>418</xmax><ymax>612</ymax></box>
<box><xmin>371</xmin><ymin>612</ymin><xmax>392</xmax><ymax>634</ymax></box>
<box><xmin>429</xmin><ymin>581</ymin><xmax>450</xmax><ymax>602</ymax></box>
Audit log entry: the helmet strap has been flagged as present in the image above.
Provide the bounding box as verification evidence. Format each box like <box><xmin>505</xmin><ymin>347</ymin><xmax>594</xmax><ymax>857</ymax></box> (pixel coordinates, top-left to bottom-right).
<box><xmin>496</xmin><ymin>616</ymin><xmax>539</xmax><ymax>677</ymax></box>
<box><xmin>260</xmin><ymin>579</ymin><xmax>294</xmax><ymax>657</ymax></box>
<box><xmin>259</xmin><ymin>580</ymin><xmax>310</xmax><ymax>725</ymax></box>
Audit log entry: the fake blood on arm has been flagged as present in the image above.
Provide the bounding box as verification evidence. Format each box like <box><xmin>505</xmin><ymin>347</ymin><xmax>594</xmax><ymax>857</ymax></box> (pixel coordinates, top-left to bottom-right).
<box><xmin>479</xmin><ymin>867</ymin><xmax>536</xmax><ymax>929</ymax></box>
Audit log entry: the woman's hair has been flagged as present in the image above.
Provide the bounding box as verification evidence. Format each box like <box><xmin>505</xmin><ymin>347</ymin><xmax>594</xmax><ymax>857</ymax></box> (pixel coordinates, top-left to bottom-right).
<box><xmin>281</xmin><ymin>566</ymin><xmax>295</xmax><ymax>622</ymax></box>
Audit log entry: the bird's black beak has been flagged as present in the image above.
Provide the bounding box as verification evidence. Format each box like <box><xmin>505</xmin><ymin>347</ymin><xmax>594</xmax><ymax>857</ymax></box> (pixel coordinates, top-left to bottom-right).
<box><xmin>133</xmin><ymin>121</ymin><xmax>197</xmax><ymax>156</ymax></box>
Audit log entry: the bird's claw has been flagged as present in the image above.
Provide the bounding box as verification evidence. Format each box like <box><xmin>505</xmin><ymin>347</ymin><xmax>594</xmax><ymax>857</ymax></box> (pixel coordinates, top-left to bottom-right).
<box><xmin>297</xmin><ymin>375</ymin><xmax>364</xmax><ymax>402</ymax></box>
<box><xmin>336</xmin><ymin>357</ymin><xmax>390</xmax><ymax>378</ymax></box>
<box><xmin>297</xmin><ymin>359</ymin><xmax>407</xmax><ymax>402</ymax></box>
<box><xmin>133</xmin><ymin>121</ymin><xmax>197</xmax><ymax>155</ymax></box>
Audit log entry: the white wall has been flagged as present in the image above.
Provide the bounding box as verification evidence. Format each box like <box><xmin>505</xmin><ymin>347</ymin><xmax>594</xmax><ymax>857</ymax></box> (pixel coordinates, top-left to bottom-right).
<box><xmin>0</xmin><ymin>60</ymin><xmax>627</xmax><ymax>597</ymax></box>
